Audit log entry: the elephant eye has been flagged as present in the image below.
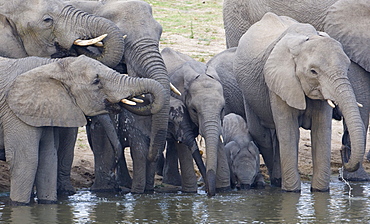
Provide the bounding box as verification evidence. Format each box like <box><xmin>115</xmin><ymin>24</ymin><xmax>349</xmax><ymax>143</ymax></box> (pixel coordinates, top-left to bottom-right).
<box><xmin>310</xmin><ymin>69</ymin><xmax>318</xmax><ymax>75</ymax></box>
<box><xmin>42</xmin><ymin>15</ymin><xmax>53</xmax><ymax>24</ymax></box>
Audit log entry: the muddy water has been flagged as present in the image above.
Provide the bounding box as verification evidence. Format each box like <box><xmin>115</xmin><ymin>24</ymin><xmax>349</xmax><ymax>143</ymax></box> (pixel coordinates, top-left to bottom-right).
<box><xmin>0</xmin><ymin>176</ymin><xmax>369</xmax><ymax>223</ymax></box>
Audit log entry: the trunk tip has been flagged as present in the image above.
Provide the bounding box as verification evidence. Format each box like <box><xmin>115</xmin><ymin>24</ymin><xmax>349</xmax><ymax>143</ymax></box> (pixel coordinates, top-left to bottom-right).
<box><xmin>206</xmin><ymin>169</ymin><xmax>216</xmax><ymax>197</ymax></box>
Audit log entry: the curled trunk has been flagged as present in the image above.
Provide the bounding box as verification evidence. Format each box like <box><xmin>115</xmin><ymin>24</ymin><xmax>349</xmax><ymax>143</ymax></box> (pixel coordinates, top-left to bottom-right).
<box><xmin>59</xmin><ymin>5</ymin><xmax>125</xmax><ymax>68</ymax></box>
<box><xmin>125</xmin><ymin>38</ymin><xmax>170</xmax><ymax>162</ymax></box>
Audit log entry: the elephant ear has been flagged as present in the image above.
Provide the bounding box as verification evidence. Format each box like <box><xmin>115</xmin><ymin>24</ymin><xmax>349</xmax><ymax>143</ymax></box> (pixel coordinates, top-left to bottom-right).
<box><xmin>7</xmin><ymin>62</ymin><xmax>87</xmax><ymax>127</ymax></box>
<box><xmin>324</xmin><ymin>0</ymin><xmax>370</xmax><ymax>72</ymax></box>
<box><xmin>264</xmin><ymin>32</ymin><xmax>308</xmax><ymax>110</ymax></box>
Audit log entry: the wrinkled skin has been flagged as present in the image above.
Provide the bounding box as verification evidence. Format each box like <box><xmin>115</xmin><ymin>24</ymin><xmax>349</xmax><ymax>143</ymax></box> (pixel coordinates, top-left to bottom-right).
<box><xmin>0</xmin><ymin>55</ymin><xmax>165</xmax><ymax>205</ymax></box>
<box><xmin>223</xmin><ymin>0</ymin><xmax>370</xmax><ymax>180</ymax></box>
<box><xmin>158</xmin><ymin>97</ymin><xmax>203</xmax><ymax>193</ymax></box>
<box><xmin>68</xmin><ymin>0</ymin><xmax>170</xmax><ymax>193</ymax></box>
<box><xmin>222</xmin><ymin>113</ymin><xmax>265</xmax><ymax>190</ymax></box>
<box><xmin>0</xmin><ymin>0</ymin><xmax>125</xmax><ymax>195</ymax></box>
<box><xmin>234</xmin><ymin>13</ymin><xmax>365</xmax><ymax>192</ymax></box>
<box><xmin>161</xmin><ymin>47</ymin><xmax>230</xmax><ymax>196</ymax></box>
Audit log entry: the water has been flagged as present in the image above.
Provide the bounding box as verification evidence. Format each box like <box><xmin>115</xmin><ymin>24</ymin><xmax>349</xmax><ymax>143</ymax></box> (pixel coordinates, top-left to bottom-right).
<box><xmin>0</xmin><ymin>176</ymin><xmax>369</xmax><ymax>223</ymax></box>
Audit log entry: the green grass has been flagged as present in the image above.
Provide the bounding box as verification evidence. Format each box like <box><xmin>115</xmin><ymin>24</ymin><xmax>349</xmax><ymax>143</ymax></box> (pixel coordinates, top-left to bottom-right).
<box><xmin>146</xmin><ymin>0</ymin><xmax>225</xmax><ymax>61</ymax></box>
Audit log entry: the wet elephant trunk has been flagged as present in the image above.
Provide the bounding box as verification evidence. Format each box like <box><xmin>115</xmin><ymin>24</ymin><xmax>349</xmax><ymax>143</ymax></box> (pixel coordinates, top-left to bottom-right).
<box><xmin>59</xmin><ymin>5</ymin><xmax>125</xmax><ymax>68</ymax></box>
<box><xmin>333</xmin><ymin>78</ymin><xmax>366</xmax><ymax>171</ymax></box>
<box><xmin>202</xmin><ymin>119</ymin><xmax>222</xmax><ymax>196</ymax></box>
<box><xmin>125</xmin><ymin>39</ymin><xmax>170</xmax><ymax>162</ymax></box>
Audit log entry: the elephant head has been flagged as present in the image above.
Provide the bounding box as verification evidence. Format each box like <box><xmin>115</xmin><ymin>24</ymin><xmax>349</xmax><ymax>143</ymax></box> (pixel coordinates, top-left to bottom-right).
<box><xmin>261</xmin><ymin>13</ymin><xmax>365</xmax><ymax>172</ymax></box>
<box><xmin>0</xmin><ymin>0</ymin><xmax>125</xmax><ymax>68</ymax></box>
<box><xmin>5</xmin><ymin>55</ymin><xmax>166</xmax><ymax>127</ymax></box>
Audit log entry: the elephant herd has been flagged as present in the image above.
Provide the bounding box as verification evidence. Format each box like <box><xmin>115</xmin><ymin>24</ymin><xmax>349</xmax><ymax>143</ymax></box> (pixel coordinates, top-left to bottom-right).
<box><xmin>0</xmin><ymin>0</ymin><xmax>369</xmax><ymax>206</ymax></box>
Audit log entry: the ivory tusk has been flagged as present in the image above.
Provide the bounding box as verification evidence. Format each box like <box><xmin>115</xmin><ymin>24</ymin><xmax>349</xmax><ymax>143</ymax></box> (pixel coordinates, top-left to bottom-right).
<box><xmin>357</xmin><ymin>102</ymin><xmax>364</xmax><ymax>108</ymax></box>
<box><xmin>121</xmin><ymin>98</ymin><xmax>136</xmax><ymax>106</ymax></box>
<box><xmin>131</xmin><ymin>97</ymin><xmax>144</xmax><ymax>103</ymax></box>
<box><xmin>327</xmin><ymin>99</ymin><xmax>336</xmax><ymax>108</ymax></box>
<box><xmin>123</xmin><ymin>35</ymin><xmax>127</xmax><ymax>39</ymax></box>
<box><xmin>73</xmin><ymin>34</ymin><xmax>108</xmax><ymax>46</ymax></box>
<box><xmin>220</xmin><ymin>135</ymin><xmax>224</xmax><ymax>143</ymax></box>
<box><xmin>170</xmin><ymin>83</ymin><xmax>181</xmax><ymax>96</ymax></box>
<box><xmin>94</xmin><ymin>41</ymin><xmax>104</xmax><ymax>47</ymax></box>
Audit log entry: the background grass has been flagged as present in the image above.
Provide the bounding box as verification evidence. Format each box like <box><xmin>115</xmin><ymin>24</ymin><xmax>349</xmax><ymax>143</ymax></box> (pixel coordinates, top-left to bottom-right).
<box><xmin>146</xmin><ymin>0</ymin><xmax>226</xmax><ymax>62</ymax></box>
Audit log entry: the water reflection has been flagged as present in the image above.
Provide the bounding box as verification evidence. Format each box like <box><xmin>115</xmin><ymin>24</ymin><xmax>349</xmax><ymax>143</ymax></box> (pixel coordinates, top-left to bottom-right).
<box><xmin>0</xmin><ymin>177</ymin><xmax>369</xmax><ymax>223</ymax></box>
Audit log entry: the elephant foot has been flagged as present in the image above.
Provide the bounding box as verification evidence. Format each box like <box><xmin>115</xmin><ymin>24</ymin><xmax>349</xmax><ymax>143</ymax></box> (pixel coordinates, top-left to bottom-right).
<box><xmin>10</xmin><ymin>200</ymin><xmax>30</xmax><ymax>206</ymax></box>
<box><xmin>216</xmin><ymin>186</ymin><xmax>231</xmax><ymax>193</ymax></box>
<box><xmin>310</xmin><ymin>187</ymin><xmax>329</xmax><ymax>192</ymax></box>
<box><xmin>37</xmin><ymin>199</ymin><xmax>58</xmax><ymax>204</ymax></box>
<box><xmin>155</xmin><ymin>183</ymin><xmax>181</xmax><ymax>193</ymax></box>
<box><xmin>91</xmin><ymin>183</ymin><xmax>120</xmax><ymax>193</ymax></box>
<box><xmin>270</xmin><ymin>178</ymin><xmax>282</xmax><ymax>187</ymax></box>
<box><xmin>237</xmin><ymin>184</ymin><xmax>251</xmax><ymax>190</ymax></box>
<box><xmin>57</xmin><ymin>184</ymin><xmax>76</xmax><ymax>196</ymax></box>
<box><xmin>282</xmin><ymin>189</ymin><xmax>301</xmax><ymax>193</ymax></box>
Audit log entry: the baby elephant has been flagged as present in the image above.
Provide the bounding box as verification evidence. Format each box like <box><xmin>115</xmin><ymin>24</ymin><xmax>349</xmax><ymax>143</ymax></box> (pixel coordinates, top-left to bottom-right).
<box><xmin>222</xmin><ymin>113</ymin><xmax>265</xmax><ymax>189</ymax></box>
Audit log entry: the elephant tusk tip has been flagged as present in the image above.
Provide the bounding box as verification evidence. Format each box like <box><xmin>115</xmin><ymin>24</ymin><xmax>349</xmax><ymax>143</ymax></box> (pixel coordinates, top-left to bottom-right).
<box><xmin>327</xmin><ymin>99</ymin><xmax>336</xmax><ymax>108</ymax></box>
<box><xmin>357</xmin><ymin>102</ymin><xmax>363</xmax><ymax>108</ymax></box>
<box><xmin>121</xmin><ymin>98</ymin><xmax>136</xmax><ymax>106</ymax></box>
<box><xmin>170</xmin><ymin>83</ymin><xmax>181</xmax><ymax>96</ymax></box>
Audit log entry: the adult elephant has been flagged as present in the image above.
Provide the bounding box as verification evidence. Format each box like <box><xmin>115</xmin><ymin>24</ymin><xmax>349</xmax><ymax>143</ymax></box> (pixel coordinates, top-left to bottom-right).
<box><xmin>223</xmin><ymin>0</ymin><xmax>370</xmax><ymax>180</ymax></box>
<box><xmin>161</xmin><ymin>47</ymin><xmax>230</xmax><ymax>196</ymax></box>
<box><xmin>0</xmin><ymin>55</ymin><xmax>166</xmax><ymax>205</ymax></box>
<box><xmin>234</xmin><ymin>13</ymin><xmax>365</xmax><ymax>192</ymax></box>
<box><xmin>67</xmin><ymin>0</ymin><xmax>171</xmax><ymax>193</ymax></box>
<box><xmin>0</xmin><ymin>0</ymin><xmax>126</xmax><ymax>194</ymax></box>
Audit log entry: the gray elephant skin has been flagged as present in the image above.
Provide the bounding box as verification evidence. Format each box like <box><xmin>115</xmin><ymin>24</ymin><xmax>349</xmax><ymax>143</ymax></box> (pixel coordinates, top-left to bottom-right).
<box><xmin>234</xmin><ymin>13</ymin><xmax>365</xmax><ymax>192</ymax></box>
<box><xmin>222</xmin><ymin>113</ymin><xmax>264</xmax><ymax>190</ymax></box>
<box><xmin>161</xmin><ymin>47</ymin><xmax>231</xmax><ymax>196</ymax></box>
<box><xmin>0</xmin><ymin>0</ymin><xmax>127</xmax><ymax>195</ymax></box>
<box><xmin>66</xmin><ymin>0</ymin><xmax>171</xmax><ymax>193</ymax></box>
<box><xmin>223</xmin><ymin>0</ymin><xmax>370</xmax><ymax>180</ymax></box>
<box><xmin>0</xmin><ymin>55</ymin><xmax>166</xmax><ymax>205</ymax></box>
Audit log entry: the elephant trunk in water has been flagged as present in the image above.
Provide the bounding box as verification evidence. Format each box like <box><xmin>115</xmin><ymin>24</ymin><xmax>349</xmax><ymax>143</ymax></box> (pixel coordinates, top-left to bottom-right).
<box><xmin>58</xmin><ymin>5</ymin><xmax>125</xmax><ymax>68</ymax></box>
<box><xmin>202</xmin><ymin>118</ymin><xmax>223</xmax><ymax>196</ymax></box>
<box><xmin>333</xmin><ymin>77</ymin><xmax>366</xmax><ymax>172</ymax></box>
<box><xmin>125</xmin><ymin>38</ymin><xmax>170</xmax><ymax>162</ymax></box>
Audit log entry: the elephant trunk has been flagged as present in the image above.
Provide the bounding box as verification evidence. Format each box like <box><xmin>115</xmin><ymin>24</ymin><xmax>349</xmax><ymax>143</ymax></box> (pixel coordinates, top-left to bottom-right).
<box><xmin>202</xmin><ymin>119</ymin><xmax>222</xmax><ymax>196</ymax></box>
<box><xmin>125</xmin><ymin>38</ymin><xmax>170</xmax><ymax>162</ymax></box>
<box><xmin>333</xmin><ymin>77</ymin><xmax>366</xmax><ymax>172</ymax></box>
<box><xmin>58</xmin><ymin>5</ymin><xmax>125</xmax><ymax>68</ymax></box>
<box><xmin>113</xmin><ymin>72</ymin><xmax>166</xmax><ymax>115</ymax></box>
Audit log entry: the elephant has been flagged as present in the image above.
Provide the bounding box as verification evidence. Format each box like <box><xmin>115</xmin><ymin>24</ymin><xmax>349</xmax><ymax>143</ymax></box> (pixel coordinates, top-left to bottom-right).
<box><xmin>157</xmin><ymin>96</ymin><xmax>205</xmax><ymax>193</ymax></box>
<box><xmin>65</xmin><ymin>0</ymin><xmax>171</xmax><ymax>193</ymax></box>
<box><xmin>222</xmin><ymin>0</ymin><xmax>370</xmax><ymax>180</ymax></box>
<box><xmin>161</xmin><ymin>47</ymin><xmax>231</xmax><ymax>196</ymax></box>
<box><xmin>233</xmin><ymin>13</ymin><xmax>365</xmax><ymax>192</ymax></box>
<box><xmin>222</xmin><ymin>113</ymin><xmax>265</xmax><ymax>190</ymax></box>
<box><xmin>0</xmin><ymin>55</ymin><xmax>166</xmax><ymax>205</ymax></box>
<box><xmin>0</xmin><ymin>0</ymin><xmax>127</xmax><ymax>195</ymax></box>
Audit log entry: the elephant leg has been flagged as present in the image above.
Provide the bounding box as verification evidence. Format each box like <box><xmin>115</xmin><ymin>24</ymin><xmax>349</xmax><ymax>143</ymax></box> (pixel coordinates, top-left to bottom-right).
<box><xmin>36</xmin><ymin>127</ymin><xmax>58</xmax><ymax>204</ymax></box>
<box><xmin>215</xmin><ymin>142</ymin><xmax>231</xmax><ymax>192</ymax></box>
<box><xmin>56</xmin><ymin>127</ymin><xmax>78</xmax><ymax>196</ymax></box>
<box><xmin>245</xmin><ymin>105</ymin><xmax>281</xmax><ymax>186</ymax></box>
<box><xmin>177</xmin><ymin>143</ymin><xmax>197</xmax><ymax>193</ymax></box>
<box><xmin>162</xmin><ymin>139</ymin><xmax>182</xmax><ymax>186</ymax></box>
<box><xmin>130</xmin><ymin>145</ymin><xmax>146</xmax><ymax>193</ymax></box>
<box><xmin>270</xmin><ymin>94</ymin><xmax>300</xmax><ymax>192</ymax></box>
<box><xmin>86</xmin><ymin>115</ymin><xmax>118</xmax><ymax>192</ymax></box>
<box><xmin>5</xmin><ymin>122</ymin><xmax>41</xmax><ymax>205</ymax></box>
<box><xmin>310</xmin><ymin>101</ymin><xmax>332</xmax><ymax>192</ymax></box>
